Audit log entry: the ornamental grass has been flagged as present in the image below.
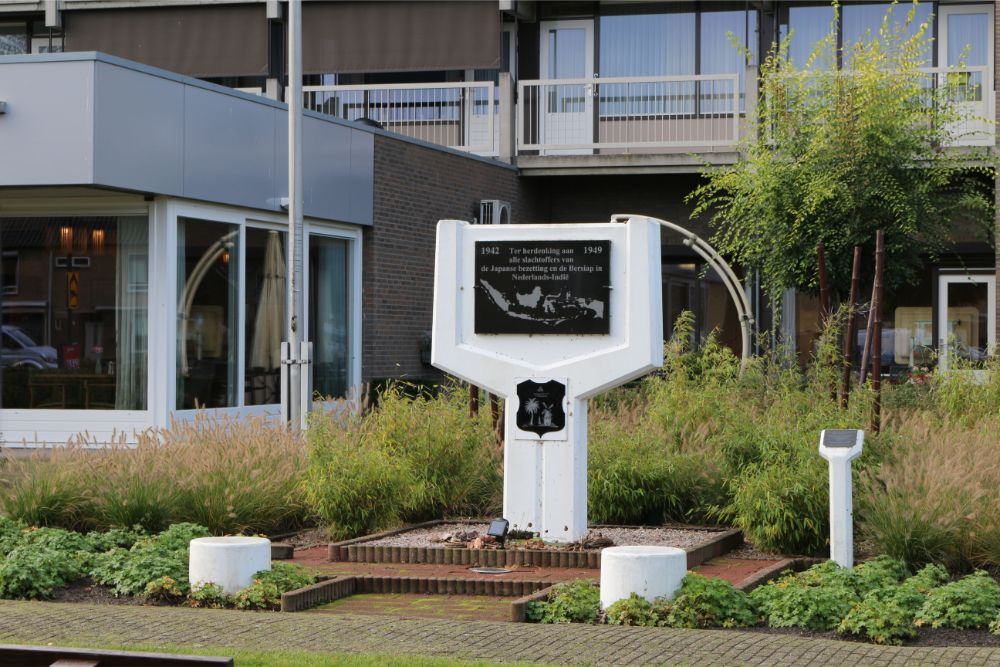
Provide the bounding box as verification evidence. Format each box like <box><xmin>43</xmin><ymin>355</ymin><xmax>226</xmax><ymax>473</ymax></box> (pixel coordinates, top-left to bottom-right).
<box><xmin>0</xmin><ymin>414</ymin><xmax>308</xmax><ymax>535</ymax></box>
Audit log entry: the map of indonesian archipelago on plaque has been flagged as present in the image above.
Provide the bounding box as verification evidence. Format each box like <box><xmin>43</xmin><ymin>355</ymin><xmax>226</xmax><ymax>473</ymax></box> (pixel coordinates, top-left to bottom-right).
<box><xmin>474</xmin><ymin>240</ymin><xmax>611</xmax><ymax>335</ymax></box>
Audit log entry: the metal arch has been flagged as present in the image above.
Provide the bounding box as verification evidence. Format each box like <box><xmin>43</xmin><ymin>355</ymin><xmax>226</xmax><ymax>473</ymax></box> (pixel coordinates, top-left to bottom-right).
<box><xmin>611</xmin><ymin>214</ymin><xmax>755</xmax><ymax>367</ymax></box>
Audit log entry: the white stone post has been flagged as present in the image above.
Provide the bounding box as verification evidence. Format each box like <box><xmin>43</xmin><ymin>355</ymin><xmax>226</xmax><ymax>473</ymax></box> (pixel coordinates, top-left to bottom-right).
<box><xmin>818</xmin><ymin>429</ymin><xmax>864</xmax><ymax>568</ymax></box>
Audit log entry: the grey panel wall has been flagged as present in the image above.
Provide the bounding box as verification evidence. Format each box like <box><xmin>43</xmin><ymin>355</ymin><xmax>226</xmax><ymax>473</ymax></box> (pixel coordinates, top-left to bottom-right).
<box><xmin>0</xmin><ymin>60</ymin><xmax>95</xmax><ymax>186</ymax></box>
<box><xmin>0</xmin><ymin>53</ymin><xmax>374</xmax><ymax>226</ymax></box>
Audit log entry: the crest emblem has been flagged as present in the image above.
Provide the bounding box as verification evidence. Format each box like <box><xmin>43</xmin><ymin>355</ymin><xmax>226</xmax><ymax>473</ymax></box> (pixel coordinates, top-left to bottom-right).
<box><xmin>516</xmin><ymin>379</ymin><xmax>567</xmax><ymax>437</ymax></box>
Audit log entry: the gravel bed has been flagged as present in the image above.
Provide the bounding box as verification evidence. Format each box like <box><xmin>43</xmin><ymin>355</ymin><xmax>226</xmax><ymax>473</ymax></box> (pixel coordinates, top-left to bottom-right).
<box><xmin>363</xmin><ymin>523</ymin><xmax>717</xmax><ymax>550</ymax></box>
<box><xmin>726</xmin><ymin>542</ymin><xmax>788</xmax><ymax>561</ymax></box>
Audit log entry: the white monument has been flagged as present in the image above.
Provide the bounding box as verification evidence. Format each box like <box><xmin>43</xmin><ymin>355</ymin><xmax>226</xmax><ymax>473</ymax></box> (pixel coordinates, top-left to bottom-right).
<box><xmin>818</xmin><ymin>429</ymin><xmax>864</xmax><ymax>568</ymax></box>
<box><xmin>432</xmin><ymin>216</ymin><xmax>662</xmax><ymax>542</ymax></box>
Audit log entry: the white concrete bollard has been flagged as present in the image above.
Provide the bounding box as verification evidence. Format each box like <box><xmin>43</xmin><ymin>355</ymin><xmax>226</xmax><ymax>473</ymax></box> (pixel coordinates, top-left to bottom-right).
<box><xmin>599</xmin><ymin>546</ymin><xmax>687</xmax><ymax>609</ymax></box>
<box><xmin>189</xmin><ymin>536</ymin><xmax>272</xmax><ymax>595</ymax></box>
<box><xmin>818</xmin><ymin>429</ymin><xmax>864</xmax><ymax>569</ymax></box>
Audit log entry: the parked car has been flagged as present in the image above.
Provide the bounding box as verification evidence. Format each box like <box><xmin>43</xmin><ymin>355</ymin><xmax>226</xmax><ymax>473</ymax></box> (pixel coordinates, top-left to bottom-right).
<box><xmin>1</xmin><ymin>324</ymin><xmax>58</xmax><ymax>369</ymax></box>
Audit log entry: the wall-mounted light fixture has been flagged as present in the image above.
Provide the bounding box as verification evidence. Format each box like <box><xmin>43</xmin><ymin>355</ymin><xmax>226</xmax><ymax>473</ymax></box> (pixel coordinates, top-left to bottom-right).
<box><xmin>0</xmin><ymin>101</ymin><xmax>7</xmax><ymax>115</ymax></box>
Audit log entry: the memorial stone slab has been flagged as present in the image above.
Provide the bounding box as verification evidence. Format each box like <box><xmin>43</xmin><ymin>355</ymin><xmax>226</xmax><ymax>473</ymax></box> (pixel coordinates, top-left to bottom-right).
<box><xmin>432</xmin><ymin>217</ymin><xmax>662</xmax><ymax>542</ymax></box>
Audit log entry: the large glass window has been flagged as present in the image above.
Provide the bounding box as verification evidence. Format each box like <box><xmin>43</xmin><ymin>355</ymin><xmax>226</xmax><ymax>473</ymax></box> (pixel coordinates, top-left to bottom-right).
<box><xmin>782</xmin><ymin>5</ymin><xmax>837</xmax><ymax>67</ymax></box>
<box><xmin>244</xmin><ymin>228</ymin><xmax>285</xmax><ymax>406</ymax></box>
<box><xmin>0</xmin><ymin>22</ymin><xmax>27</xmax><ymax>56</ymax></box>
<box><xmin>176</xmin><ymin>217</ymin><xmax>239</xmax><ymax>409</ymax></box>
<box><xmin>0</xmin><ymin>216</ymin><xmax>148</xmax><ymax>410</ymax></box>
<box><xmin>309</xmin><ymin>236</ymin><xmax>351</xmax><ymax>399</ymax></box>
<box><xmin>599</xmin><ymin>8</ymin><xmax>757</xmax><ymax>116</ymax></box>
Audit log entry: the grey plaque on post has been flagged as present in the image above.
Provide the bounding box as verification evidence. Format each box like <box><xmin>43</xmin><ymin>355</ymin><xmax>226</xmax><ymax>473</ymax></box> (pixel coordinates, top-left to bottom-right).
<box><xmin>822</xmin><ymin>429</ymin><xmax>860</xmax><ymax>448</ymax></box>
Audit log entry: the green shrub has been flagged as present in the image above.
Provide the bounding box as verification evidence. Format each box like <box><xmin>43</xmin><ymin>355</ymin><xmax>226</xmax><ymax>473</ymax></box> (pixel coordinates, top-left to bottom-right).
<box><xmin>90</xmin><ymin>523</ymin><xmax>210</xmax><ymax>596</ymax></box>
<box><xmin>188</xmin><ymin>582</ymin><xmax>232</xmax><ymax>609</ymax></box>
<box><xmin>838</xmin><ymin>593</ymin><xmax>920</xmax><ymax>645</ymax></box>
<box><xmin>915</xmin><ymin>571</ymin><xmax>1000</xmax><ymax>630</ymax></box>
<box><xmin>86</xmin><ymin>526</ymin><xmax>149</xmax><ymax>552</ymax></box>
<box><xmin>663</xmin><ymin>574</ymin><xmax>757</xmax><ymax>629</ymax></box>
<box><xmin>588</xmin><ymin>411</ymin><xmax>725</xmax><ymax>525</ymax></box>
<box><xmin>233</xmin><ymin>563</ymin><xmax>315</xmax><ymax>611</ymax></box>
<box><xmin>305</xmin><ymin>382</ymin><xmax>501</xmax><ymax>539</ymax></box>
<box><xmin>144</xmin><ymin>576</ymin><xmax>186</xmax><ymax>601</ymax></box>
<box><xmin>305</xmin><ymin>414</ymin><xmax>413</xmax><ymax>540</ymax></box>
<box><xmin>525</xmin><ymin>580</ymin><xmax>600</xmax><ymax>624</ymax></box>
<box><xmin>0</xmin><ymin>545</ymin><xmax>87</xmax><ymax>599</ymax></box>
<box><xmin>0</xmin><ymin>517</ymin><xmax>25</xmax><ymax>556</ymax></box>
<box><xmin>751</xmin><ymin>562</ymin><xmax>861</xmax><ymax>630</ymax></box>
<box><xmin>605</xmin><ymin>593</ymin><xmax>667</xmax><ymax>626</ymax></box>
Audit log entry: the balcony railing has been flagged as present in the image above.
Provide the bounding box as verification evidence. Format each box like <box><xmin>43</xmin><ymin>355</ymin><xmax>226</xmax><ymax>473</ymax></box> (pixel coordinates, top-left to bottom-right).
<box><xmin>303</xmin><ymin>81</ymin><xmax>498</xmax><ymax>156</ymax></box>
<box><xmin>517</xmin><ymin>74</ymin><xmax>743</xmax><ymax>155</ymax></box>
<box><xmin>301</xmin><ymin>67</ymin><xmax>994</xmax><ymax>161</ymax></box>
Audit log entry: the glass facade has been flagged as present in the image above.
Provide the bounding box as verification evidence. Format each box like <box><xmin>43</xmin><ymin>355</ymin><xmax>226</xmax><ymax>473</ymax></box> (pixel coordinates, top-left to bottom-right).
<box><xmin>176</xmin><ymin>217</ymin><xmax>239</xmax><ymax>410</ymax></box>
<box><xmin>244</xmin><ymin>228</ymin><xmax>286</xmax><ymax>406</ymax></box>
<box><xmin>0</xmin><ymin>216</ymin><xmax>148</xmax><ymax>410</ymax></box>
<box><xmin>309</xmin><ymin>236</ymin><xmax>351</xmax><ymax>400</ymax></box>
<box><xmin>0</xmin><ymin>22</ymin><xmax>27</xmax><ymax>55</ymax></box>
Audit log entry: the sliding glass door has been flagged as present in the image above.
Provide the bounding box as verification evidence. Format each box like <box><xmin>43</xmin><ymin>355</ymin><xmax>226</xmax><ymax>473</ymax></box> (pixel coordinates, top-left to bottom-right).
<box><xmin>309</xmin><ymin>235</ymin><xmax>352</xmax><ymax>400</ymax></box>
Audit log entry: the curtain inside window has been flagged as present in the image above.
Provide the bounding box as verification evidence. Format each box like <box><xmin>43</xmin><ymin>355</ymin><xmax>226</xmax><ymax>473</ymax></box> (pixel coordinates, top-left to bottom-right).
<box><xmin>600</xmin><ymin>12</ymin><xmax>696</xmax><ymax>115</ymax></box>
<box><xmin>700</xmin><ymin>10</ymin><xmax>758</xmax><ymax>112</ymax></box>
<box><xmin>310</xmin><ymin>237</ymin><xmax>350</xmax><ymax>399</ymax></box>
<box><xmin>114</xmin><ymin>216</ymin><xmax>148</xmax><ymax>410</ymax></box>
<box><xmin>783</xmin><ymin>5</ymin><xmax>837</xmax><ymax>68</ymax></box>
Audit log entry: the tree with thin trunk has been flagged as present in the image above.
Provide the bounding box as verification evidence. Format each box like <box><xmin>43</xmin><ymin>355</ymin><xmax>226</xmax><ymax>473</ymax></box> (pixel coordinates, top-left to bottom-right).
<box><xmin>688</xmin><ymin>0</ymin><xmax>996</xmax><ymax>306</ymax></box>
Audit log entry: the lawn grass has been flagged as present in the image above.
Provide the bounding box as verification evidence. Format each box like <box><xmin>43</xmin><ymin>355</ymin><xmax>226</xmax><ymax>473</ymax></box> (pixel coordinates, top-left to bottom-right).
<box><xmin>13</xmin><ymin>642</ymin><xmax>551</xmax><ymax>667</ymax></box>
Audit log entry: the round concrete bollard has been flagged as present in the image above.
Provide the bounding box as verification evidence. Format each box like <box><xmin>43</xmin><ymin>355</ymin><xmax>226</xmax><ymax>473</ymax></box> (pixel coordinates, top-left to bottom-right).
<box><xmin>599</xmin><ymin>545</ymin><xmax>687</xmax><ymax>609</ymax></box>
<box><xmin>189</xmin><ymin>536</ymin><xmax>272</xmax><ymax>595</ymax></box>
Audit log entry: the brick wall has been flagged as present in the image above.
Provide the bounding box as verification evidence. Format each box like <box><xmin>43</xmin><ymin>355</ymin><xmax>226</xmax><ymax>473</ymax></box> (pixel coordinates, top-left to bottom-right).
<box><xmin>364</xmin><ymin>136</ymin><xmax>526</xmax><ymax>383</ymax></box>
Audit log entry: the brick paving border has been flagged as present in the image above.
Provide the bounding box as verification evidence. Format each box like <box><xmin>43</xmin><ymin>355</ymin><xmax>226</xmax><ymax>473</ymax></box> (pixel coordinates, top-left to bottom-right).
<box><xmin>1</xmin><ymin>600</ymin><xmax>997</xmax><ymax>666</ymax></box>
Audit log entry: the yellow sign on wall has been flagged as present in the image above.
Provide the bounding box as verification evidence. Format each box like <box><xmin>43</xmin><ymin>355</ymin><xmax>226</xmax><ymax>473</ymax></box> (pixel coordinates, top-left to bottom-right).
<box><xmin>67</xmin><ymin>271</ymin><xmax>79</xmax><ymax>310</ymax></box>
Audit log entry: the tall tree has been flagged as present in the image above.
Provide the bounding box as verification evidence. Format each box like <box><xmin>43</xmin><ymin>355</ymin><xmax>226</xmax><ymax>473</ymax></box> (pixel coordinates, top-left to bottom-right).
<box><xmin>688</xmin><ymin>1</ymin><xmax>996</xmax><ymax>302</ymax></box>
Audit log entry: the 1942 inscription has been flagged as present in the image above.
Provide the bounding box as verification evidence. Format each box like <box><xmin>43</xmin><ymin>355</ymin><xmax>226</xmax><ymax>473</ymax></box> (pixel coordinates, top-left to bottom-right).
<box><xmin>474</xmin><ymin>240</ymin><xmax>611</xmax><ymax>334</ymax></box>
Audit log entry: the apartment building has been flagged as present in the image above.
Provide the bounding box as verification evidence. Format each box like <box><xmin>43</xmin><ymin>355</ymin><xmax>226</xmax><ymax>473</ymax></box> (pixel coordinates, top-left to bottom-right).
<box><xmin>0</xmin><ymin>1</ymin><xmax>996</xmax><ymax>444</ymax></box>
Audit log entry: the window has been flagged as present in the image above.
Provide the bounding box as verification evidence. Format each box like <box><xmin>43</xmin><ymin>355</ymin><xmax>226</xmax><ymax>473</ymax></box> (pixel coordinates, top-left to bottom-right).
<box><xmin>309</xmin><ymin>235</ymin><xmax>351</xmax><ymax>399</ymax></box>
<box><xmin>1</xmin><ymin>251</ymin><xmax>18</xmax><ymax>295</ymax></box>
<box><xmin>0</xmin><ymin>216</ymin><xmax>148</xmax><ymax>410</ymax></box>
<box><xmin>176</xmin><ymin>217</ymin><xmax>239</xmax><ymax>409</ymax></box>
<box><xmin>244</xmin><ymin>227</ymin><xmax>285</xmax><ymax>406</ymax></box>
<box><xmin>0</xmin><ymin>22</ymin><xmax>27</xmax><ymax>55</ymax></box>
<box><xmin>599</xmin><ymin>7</ymin><xmax>757</xmax><ymax>116</ymax></box>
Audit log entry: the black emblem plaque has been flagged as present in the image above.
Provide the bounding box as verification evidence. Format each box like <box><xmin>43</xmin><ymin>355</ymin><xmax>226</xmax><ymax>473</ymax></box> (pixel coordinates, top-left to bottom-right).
<box><xmin>516</xmin><ymin>380</ymin><xmax>567</xmax><ymax>437</ymax></box>
<box><xmin>475</xmin><ymin>240</ymin><xmax>610</xmax><ymax>334</ymax></box>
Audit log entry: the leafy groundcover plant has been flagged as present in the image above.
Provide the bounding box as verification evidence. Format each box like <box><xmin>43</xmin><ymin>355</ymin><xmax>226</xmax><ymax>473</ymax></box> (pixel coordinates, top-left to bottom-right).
<box><xmin>0</xmin><ymin>517</ymin><xmax>314</xmax><ymax>608</ymax></box>
<box><xmin>527</xmin><ymin>560</ymin><xmax>1000</xmax><ymax>646</ymax></box>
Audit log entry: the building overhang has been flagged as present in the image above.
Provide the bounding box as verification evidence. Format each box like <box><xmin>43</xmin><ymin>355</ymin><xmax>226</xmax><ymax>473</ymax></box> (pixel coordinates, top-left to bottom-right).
<box><xmin>0</xmin><ymin>52</ymin><xmax>375</xmax><ymax>225</ymax></box>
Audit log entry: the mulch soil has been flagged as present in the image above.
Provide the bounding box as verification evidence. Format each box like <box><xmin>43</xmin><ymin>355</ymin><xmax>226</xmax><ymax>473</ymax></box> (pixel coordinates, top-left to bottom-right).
<box><xmin>49</xmin><ymin>580</ymin><xmax>161</xmax><ymax>606</ymax></box>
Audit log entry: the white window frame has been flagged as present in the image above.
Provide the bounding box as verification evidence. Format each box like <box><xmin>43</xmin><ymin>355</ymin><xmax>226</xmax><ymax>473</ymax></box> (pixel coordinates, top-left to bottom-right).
<box><xmin>304</xmin><ymin>221</ymin><xmax>364</xmax><ymax>407</ymax></box>
<box><xmin>0</xmin><ymin>194</ymin><xmax>155</xmax><ymax>446</ymax></box>
<box><xmin>936</xmin><ymin>271</ymin><xmax>996</xmax><ymax>373</ymax></box>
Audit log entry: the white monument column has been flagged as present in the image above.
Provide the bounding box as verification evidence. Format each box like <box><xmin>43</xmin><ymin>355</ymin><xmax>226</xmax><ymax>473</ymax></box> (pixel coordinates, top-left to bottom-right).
<box><xmin>433</xmin><ymin>217</ymin><xmax>662</xmax><ymax>542</ymax></box>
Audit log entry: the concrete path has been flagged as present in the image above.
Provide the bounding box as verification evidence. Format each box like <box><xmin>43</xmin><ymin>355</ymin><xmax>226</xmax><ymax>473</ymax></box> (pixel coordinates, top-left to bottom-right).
<box><xmin>1</xmin><ymin>601</ymin><xmax>998</xmax><ymax>666</ymax></box>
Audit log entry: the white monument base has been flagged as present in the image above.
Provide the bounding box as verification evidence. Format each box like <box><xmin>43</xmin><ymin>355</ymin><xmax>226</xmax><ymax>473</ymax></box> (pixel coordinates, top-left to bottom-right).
<box><xmin>189</xmin><ymin>536</ymin><xmax>271</xmax><ymax>594</ymax></box>
<box><xmin>599</xmin><ymin>545</ymin><xmax>687</xmax><ymax>609</ymax></box>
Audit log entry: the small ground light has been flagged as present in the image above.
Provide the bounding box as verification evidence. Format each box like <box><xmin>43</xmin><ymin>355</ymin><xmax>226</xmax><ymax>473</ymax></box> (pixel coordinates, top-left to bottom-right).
<box><xmin>488</xmin><ymin>518</ymin><xmax>510</xmax><ymax>546</ymax></box>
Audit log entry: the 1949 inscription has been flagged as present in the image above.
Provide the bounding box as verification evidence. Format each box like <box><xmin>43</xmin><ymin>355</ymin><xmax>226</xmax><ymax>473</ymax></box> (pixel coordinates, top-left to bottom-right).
<box><xmin>474</xmin><ymin>240</ymin><xmax>611</xmax><ymax>334</ymax></box>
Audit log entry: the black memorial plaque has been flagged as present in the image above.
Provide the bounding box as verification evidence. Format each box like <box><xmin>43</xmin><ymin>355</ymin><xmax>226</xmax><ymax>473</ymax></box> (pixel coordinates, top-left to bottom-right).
<box><xmin>516</xmin><ymin>379</ymin><xmax>567</xmax><ymax>437</ymax></box>
<box><xmin>474</xmin><ymin>240</ymin><xmax>611</xmax><ymax>334</ymax></box>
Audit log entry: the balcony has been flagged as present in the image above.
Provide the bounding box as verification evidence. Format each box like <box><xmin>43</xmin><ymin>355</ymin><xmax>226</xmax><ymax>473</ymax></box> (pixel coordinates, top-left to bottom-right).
<box><xmin>304</xmin><ymin>81</ymin><xmax>499</xmax><ymax>156</ymax></box>
<box><xmin>301</xmin><ymin>66</ymin><xmax>995</xmax><ymax>173</ymax></box>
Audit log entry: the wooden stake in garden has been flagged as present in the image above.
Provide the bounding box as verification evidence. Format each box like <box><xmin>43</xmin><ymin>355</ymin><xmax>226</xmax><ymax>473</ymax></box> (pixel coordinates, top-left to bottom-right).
<box><xmin>469</xmin><ymin>385</ymin><xmax>479</xmax><ymax>418</ymax></box>
<box><xmin>840</xmin><ymin>246</ymin><xmax>862</xmax><ymax>408</ymax></box>
<box><xmin>871</xmin><ymin>230</ymin><xmax>885</xmax><ymax>433</ymax></box>
<box><xmin>858</xmin><ymin>275</ymin><xmax>877</xmax><ymax>387</ymax></box>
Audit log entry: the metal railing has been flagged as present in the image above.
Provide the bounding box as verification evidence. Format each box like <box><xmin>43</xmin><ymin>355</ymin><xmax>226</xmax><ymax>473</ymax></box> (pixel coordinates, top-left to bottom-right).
<box><xmin>517</xmin><ymin>74</ymin><xmax>742</xmax><ymax>154</ymax></box>
<box><xmin>303</xmin><ymin>81</ymin><xmax>497</xmax><ymax>155</ymax></box>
